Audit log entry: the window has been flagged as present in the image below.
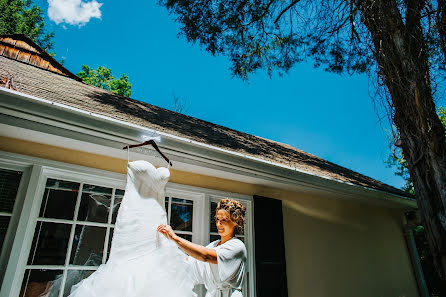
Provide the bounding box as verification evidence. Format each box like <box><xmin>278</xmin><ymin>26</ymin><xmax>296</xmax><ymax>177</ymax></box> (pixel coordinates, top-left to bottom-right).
<box><xmin>0</xmin><ymin>167</ymin><xmax>24</xmax><ymax>288</ymax></box>
<box><xmin>0</xmin><ymin>168</ymin><xmax>23</xmax><ymax>256</ymax></box>
<box><xmin>20</xmin><ymin>178</ymin><xmax>124</xmax><ymax>297</ymax></box>
<box><xmin>165</xmin><ymin>197</ymin><xmax>194</xmax><ymax>242</ymax></box>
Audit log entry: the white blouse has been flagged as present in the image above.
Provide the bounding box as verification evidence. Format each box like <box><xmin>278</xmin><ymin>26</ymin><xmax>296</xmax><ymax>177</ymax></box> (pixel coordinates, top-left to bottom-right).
<box><xmin>188</xmin><ymin>238</ymin><xmax>247</xmax><ymax>297</ymax></box>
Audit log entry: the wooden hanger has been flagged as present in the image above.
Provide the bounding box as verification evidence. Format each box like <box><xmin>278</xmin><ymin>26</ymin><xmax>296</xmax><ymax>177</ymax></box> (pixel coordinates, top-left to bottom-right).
<box><xmin>123</xmin><ymin>139</ymin><xmax>173</xmax><ymax>167</ymax></box>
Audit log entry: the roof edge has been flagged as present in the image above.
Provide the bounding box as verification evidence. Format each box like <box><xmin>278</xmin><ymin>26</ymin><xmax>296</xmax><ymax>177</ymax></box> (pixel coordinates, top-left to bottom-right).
<box><xmin>0</xmin><ymin>86</ymin><xmax>417</xmax><ymax>209</ymax></box>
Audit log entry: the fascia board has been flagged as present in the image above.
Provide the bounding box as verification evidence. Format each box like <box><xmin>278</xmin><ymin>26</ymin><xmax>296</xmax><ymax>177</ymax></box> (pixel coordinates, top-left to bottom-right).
<box><xmin>0</xmin><ymin>88</ymin><xmax>417</xmax><ymax>209</ymax></box>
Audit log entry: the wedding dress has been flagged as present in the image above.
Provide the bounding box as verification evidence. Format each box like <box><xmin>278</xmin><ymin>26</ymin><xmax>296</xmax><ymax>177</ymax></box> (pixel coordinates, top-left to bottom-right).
<box><xmin>68</xmin><ymin>160</ymin><xmax>196</xmax><ymax>297</ymax></box>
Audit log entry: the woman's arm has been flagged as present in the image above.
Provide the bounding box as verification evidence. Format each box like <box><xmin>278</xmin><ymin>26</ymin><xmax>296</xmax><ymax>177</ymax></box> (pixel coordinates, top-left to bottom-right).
<box><xmin>157</xmin><ymin>224</ymin><xmax>218</xmax><ymax>264</ymax></box>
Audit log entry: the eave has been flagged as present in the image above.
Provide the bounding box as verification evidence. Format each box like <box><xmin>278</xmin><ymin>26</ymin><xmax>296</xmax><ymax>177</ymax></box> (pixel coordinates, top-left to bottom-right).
<box><xmin>0</xmin><ymin>87</ymin><xmax>417</xmax><ymax>209</ymax></box>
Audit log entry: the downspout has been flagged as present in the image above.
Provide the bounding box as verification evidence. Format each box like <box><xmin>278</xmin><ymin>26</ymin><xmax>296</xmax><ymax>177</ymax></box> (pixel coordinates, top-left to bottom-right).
<box><xmin>403</xmin><ymin>211</ymin><xmax>429</xmax><ymax>297</ymax></box>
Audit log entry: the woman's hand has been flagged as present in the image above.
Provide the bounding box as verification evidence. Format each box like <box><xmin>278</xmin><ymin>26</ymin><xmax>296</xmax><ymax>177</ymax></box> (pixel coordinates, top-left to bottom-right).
<box><xmin>157</xmin><ymin>224</ymin><xmax>176</xmax><ymax>240</ymax></box>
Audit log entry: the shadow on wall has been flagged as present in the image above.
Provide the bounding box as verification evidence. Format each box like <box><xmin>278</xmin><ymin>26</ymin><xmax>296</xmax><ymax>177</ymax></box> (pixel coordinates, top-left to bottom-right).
<box><xmin>281</xmin><ymin>194</ymin><xmax>417</xmax><ymax>297</ymax></box>
<box><xmin>282</xmin><ymin>197</ymin><xmax>368</xmax><ymax>231</ymax></box>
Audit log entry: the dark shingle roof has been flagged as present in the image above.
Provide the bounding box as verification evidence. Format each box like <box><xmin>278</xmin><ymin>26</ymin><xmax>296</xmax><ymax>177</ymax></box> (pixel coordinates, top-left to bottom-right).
<box><xmin>0</xmin><ymin>54</ymin><xmax>410</xmax><ymax>198</ymax></box>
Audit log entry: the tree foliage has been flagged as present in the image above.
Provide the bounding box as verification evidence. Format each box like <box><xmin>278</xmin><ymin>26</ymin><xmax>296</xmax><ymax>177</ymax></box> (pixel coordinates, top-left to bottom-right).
<box><xmin>160</xmin><ymin>0</ymin><xmax>444</xmax><ymax>80</ymax></box>
<box><xmin>0</xmin><ymin>0</ymin><xmax>55</xmax><ymax>52</ymax></box>
<box><xmin>386</xmin><ymin>148</ymin><xmax>415</xmax><ymax>194</ymax></box>
<box><xmin>439</xmin><ymin>106</ymin><xmax>446</xmax><ymax>127</ymax></box>
<box><xmin>160</xmin><ymin>0</ymin><xmax>446</xmax><ymax>286</ymax></box>
<box><xmin>77</xmin><ymin>65</ymin><xmax>132</xmax><ymax>97</ymax></box>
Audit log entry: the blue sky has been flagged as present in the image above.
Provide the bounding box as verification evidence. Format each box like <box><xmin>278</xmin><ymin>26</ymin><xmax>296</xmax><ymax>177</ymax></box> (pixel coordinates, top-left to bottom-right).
<box><xmin>36</xmin><ymin>0</ymin><xmax>408</xmax><ymax>188</ymax></box>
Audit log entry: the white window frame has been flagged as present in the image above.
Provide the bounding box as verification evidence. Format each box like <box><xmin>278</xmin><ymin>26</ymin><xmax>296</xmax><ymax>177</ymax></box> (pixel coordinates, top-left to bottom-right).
<box><xmin>207</xmin><ymin>193</ymin><xmax>255</xmax><ymax>297</ymax></box>
<box><xmin>0</xmin><ymin>152</ymin><xmax>256</xmax><ymax>297</ymax></box>
<box><xmin>165</xmin><ymin>187</ymin><xmax>205</xmax><ymax>245</ymax></box>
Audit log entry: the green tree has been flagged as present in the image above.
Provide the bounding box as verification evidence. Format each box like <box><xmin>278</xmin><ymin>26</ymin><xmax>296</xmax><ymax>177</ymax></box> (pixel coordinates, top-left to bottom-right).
<box><xmin>77</xmin><ymin>65</ymin><xmax>132</xmax><ymax>97</ymax></box>
<box><xmin>160</xmin><ymin>0</ymin><xmax>446</xmax><ymax>282</ymax></box>
<box><xmin>386</xmin><ymin>148</ymin><xmax>414</xmax><ymax>194</ymax></box>
<box><xmin>0</xmin><ymin>1</ymin><xmax>131</xmax><ymax>96</ymax></box>
<box><xmin>439</xmin><ymin>107</ymin><xmax>446</xmax><ymax>128</ymax></box>
<box><xmin>0</xmin><ymin>0</ymin><xmax>54</xmax><ymax>51</ymax></box>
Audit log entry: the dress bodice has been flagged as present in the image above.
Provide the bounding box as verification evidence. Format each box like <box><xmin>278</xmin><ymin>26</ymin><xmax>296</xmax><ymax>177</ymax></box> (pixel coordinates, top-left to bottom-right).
<box><xmin>125</xmin><ymin>160</ymin><xmax>170</xmax><ymax>209</ymax></box>
<box><xmin>109</xmin><ymin>160</ymin><xmax>171</xmax><ymax>261</ymax></box>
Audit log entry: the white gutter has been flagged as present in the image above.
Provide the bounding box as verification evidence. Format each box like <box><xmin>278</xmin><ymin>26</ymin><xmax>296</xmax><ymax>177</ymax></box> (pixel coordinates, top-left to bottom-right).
<box><xmin>0</xmin><ymin>87</ymin><xmax>417</xmax><ymax>208</ymax></box>
<box><xmin>1</xmin><ymin>88</ymin><xmax>322</xmax><ymax>176</ymax></box>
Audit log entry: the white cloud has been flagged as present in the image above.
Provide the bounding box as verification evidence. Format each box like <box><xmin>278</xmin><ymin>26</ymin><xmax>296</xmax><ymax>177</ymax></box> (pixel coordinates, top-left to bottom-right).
<box><xmin>48</xmin><ymin>0</ymin><xmax>103</xmax><ymax>26</ymax></box>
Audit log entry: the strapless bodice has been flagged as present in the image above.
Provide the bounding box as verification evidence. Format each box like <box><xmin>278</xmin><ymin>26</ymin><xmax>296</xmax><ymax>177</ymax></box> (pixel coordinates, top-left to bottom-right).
<box><xmin>125</xmin><ymin>160</ymin><xmax>170</xmax><ymax>205</ymax></box>
<box><xmin>109</xmin><ymin>160</ymin><xmax>171</xmax><ymax>260</ymax></box>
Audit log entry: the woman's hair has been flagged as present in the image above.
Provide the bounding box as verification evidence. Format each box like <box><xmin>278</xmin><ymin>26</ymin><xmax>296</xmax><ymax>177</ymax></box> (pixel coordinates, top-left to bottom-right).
<box><xmin>215</xmin><ymin>198</ymin><xmax>246</xmax><ymax>233</ymax></box>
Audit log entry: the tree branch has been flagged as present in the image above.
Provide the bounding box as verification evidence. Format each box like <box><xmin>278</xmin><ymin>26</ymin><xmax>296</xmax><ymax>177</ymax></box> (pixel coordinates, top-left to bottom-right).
<box><xmin>274</xmin><ymin>0</ymin><xmax>301</xmax><ymax>24</ymax></box>
<box><xmin>241</xmin><ymin>0</ymin><xmax>275</xmax><ymax>27</ymax></box>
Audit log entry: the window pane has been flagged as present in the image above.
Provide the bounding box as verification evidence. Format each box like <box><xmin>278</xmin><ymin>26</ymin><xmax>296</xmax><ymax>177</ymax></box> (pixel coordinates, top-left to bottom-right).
<box><xmin>62</xmin><ymin>270</ymin><xmax>95</xmax><ymax>297</ymax></box>
<box><xmin>170</xmin><ymin>198</ymin><xmax>193</xmax><ymax>231</ymax></box>
<box><xmin>69</xmin><ymin>225</ymin><xmax>106</xmax><ymax>266</ymax></box>
<box><xmin>210</xmin><ymin>202</ymin><xmax>217</xmax><ymax>233</ymax></box>
<box><xmin>39</xmin><ymin>179</ymin><xmax>79</xmax><ymax>220</ymax></box>
<box><xmin>106</xmin><ymin>228</ymin><xmax>114</xmax><ymax>261</ymax></box>
<box><xmin>165</xmin><ymin>197</ymin><xmax>169</xmax><ymax>217</ymax></box>
<box><xmin>0</xmin><ymin>168</ymin><xmax>22</xmax><ymax>213</ymax></box>
<box><xmin>77</xmin><ymin>184</ymin><xmax>112</xmax><ymax>223</ymax></box>
<box><xmin>111</xmin><ymin>190</ymin><xmax>124</xmax><ymax>224</ymax></box>
<box><xmin>28</xmin><ymin>222</ymin><xmax>71</xmax><ymax>265</ymax></box>
<box><xmin>45</xmin><ymin>179</ymin><xmax>80</xmax><ymax>191</ymax></box>
<box><xmin>20</xmin><ymin>269</ymin><xmax>63</xmax><ymax>297</ymax></box>
<box><xmin>0</xmin><ymin>216</ymin><xmax>10</xmax><ymax>252</ymax></box>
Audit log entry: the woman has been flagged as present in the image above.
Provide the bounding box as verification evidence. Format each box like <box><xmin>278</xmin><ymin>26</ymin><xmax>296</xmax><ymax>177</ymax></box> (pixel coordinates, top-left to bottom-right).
<box><xmin>157</xmin><ymin>198</ymin><xmax>247</xmax><ymax>297</ymax></box>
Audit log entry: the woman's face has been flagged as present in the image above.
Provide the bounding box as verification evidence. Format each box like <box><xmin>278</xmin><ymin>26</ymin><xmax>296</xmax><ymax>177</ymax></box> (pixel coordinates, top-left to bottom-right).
<box><xmin>215</xmin><ymin>209</ymin><xmax>237</xmax><ymax>238</ymax></box>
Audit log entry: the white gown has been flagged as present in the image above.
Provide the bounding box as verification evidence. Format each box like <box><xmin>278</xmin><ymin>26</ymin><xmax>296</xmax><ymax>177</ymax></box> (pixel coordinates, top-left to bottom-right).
<box><xmin>188</xmin><ymin>238</ymin><xmax>247</xmax><ymax>297</ymax></box>
<box><xmin>69</xmin><ymin>160</ymin><xmax>196</xmax><ymax>297</ymax></box>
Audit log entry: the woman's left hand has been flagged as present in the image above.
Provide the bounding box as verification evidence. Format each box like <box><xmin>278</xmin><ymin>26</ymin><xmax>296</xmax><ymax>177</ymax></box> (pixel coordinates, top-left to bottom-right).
<box><xmin>157</xmin><ymin>224</ymin><xmax>176</xmax><ymax>240</ymax></box>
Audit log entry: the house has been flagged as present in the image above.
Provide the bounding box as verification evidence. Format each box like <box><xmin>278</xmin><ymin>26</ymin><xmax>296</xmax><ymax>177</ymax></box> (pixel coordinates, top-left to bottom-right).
<box><xmin>0</xmin><ymin>34</ymin><xmax>423</xmax><ymax>297</ymax></box>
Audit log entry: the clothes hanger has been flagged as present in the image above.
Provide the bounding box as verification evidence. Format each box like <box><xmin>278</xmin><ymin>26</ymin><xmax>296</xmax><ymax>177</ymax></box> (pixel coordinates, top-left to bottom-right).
<box><xmin>122</xmin><ymin>139</ymin><xmax>173</xmax><ymax>168</ymax></box>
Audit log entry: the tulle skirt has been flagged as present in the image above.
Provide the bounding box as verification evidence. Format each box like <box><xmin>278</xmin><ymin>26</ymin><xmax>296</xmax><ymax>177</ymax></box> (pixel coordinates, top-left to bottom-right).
<box><xmin>68</xmin><ymin>238</ymin><xmax>197</xmax><ymax>297</ymax></box>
